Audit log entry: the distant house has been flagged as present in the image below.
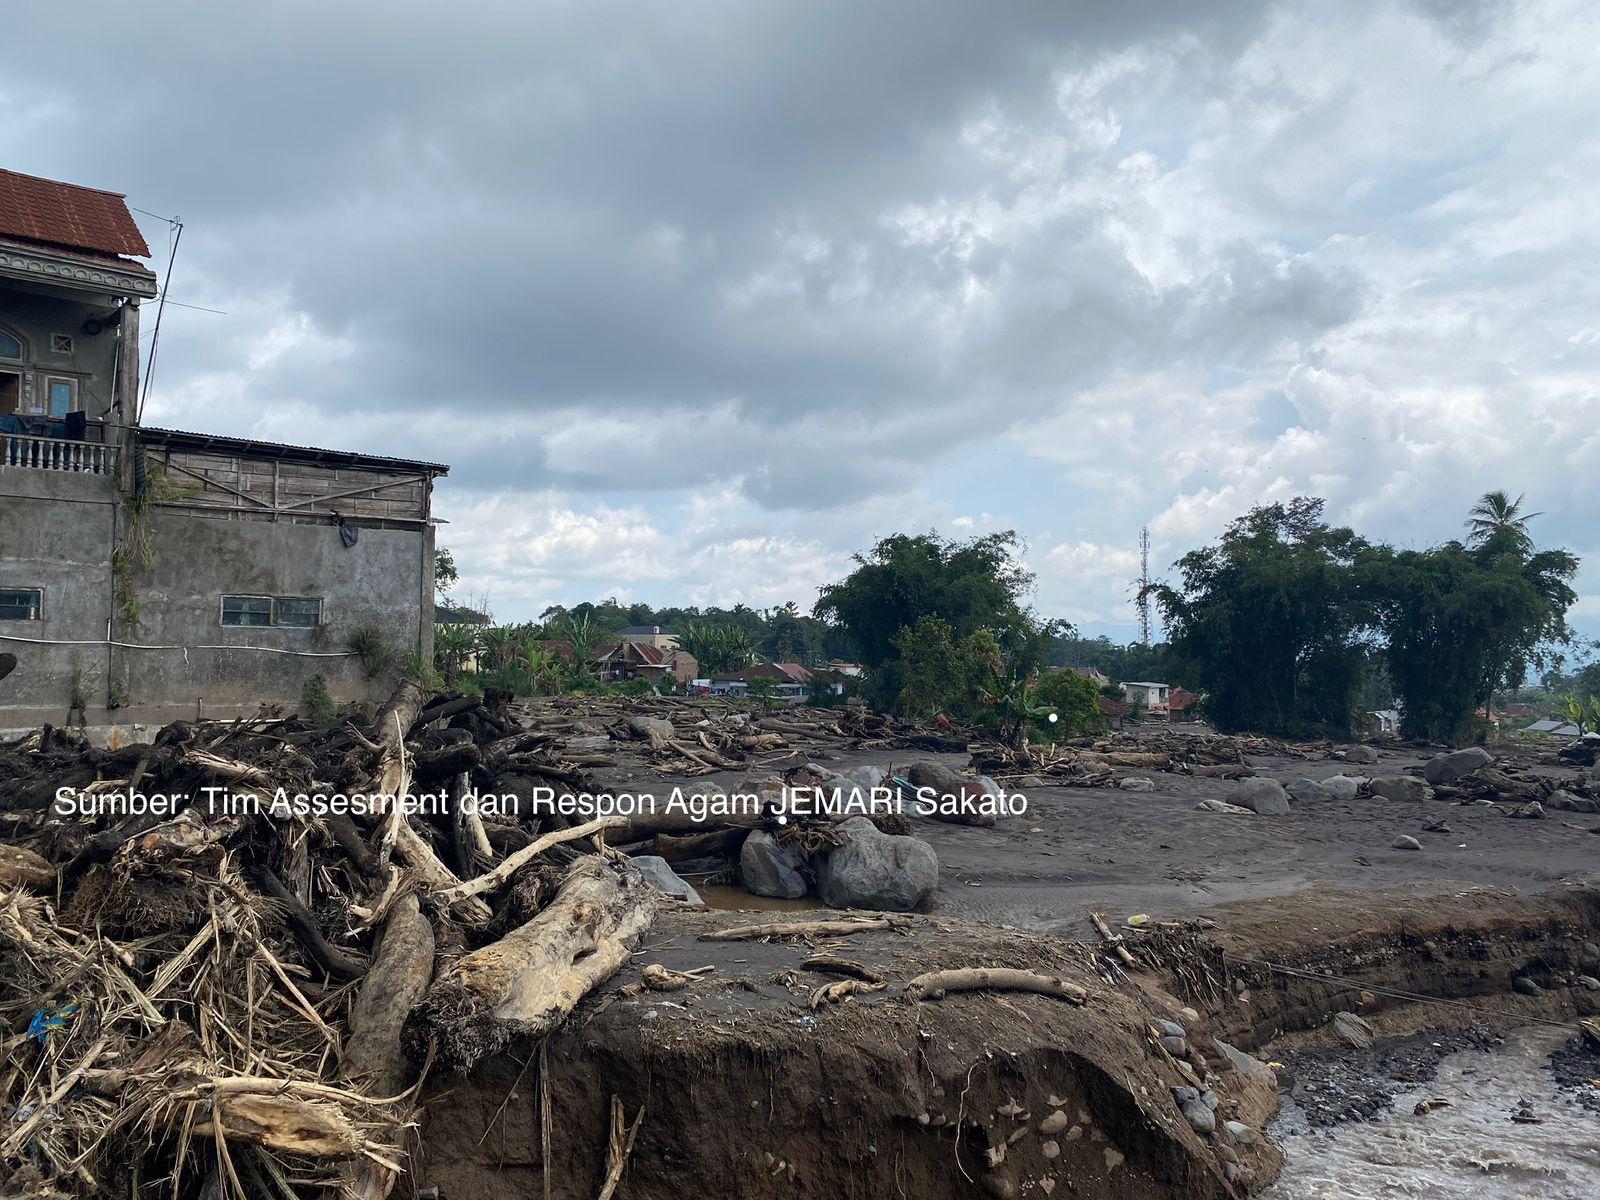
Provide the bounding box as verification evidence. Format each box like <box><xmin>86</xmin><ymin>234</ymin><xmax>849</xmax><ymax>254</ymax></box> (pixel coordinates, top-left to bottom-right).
<box><xmin>1166</xmin><ymin>687</ymin><xmax>1202</xmax><ymax>722</ymax></box>
<box><xmin>827</xmin><ymin>661</ymin><xmax>864</xmax><ymax>678</ymax></box>
<box><xmin>1525</xmin><ymin>719</ymin><xmax>1599</xmax><ymax>740</ymax></box>
<box><xmin>1366</xmin><ymin>709</ymin><xmax>1400</xmax><ymax>735</ymax></box>
<box><xmin>435</xmin><ymin>603</ymin><xmax>490</xmax><ymax>627</ymax></box>
<box><xmin>1062</xmin><ymin>665</ymin><xmax>1111</xmax><ymax>688</ymax></box>
<box><xmin>616</xmin><ymin>625</ymin><xmax>679</xmax><ymax>652</ymax></box>
<box><xmin>1121</xmin><ymin>681</ymin><xmax>1171</xmax><ymax>713</ymax></box>
<box><xmin>1099</xmin><ymin>693</ymin><xmax>1130</xmax><ymax>729</ymax></box>
<box><xmin>591</xmin><ymin>640</ymin><xmax>673</xmax><ymax>684</ymax></box>
<box><xmin>707</xmin><ymin>662</ymin><xmax>823</xmax><ymax>704</ymax></box>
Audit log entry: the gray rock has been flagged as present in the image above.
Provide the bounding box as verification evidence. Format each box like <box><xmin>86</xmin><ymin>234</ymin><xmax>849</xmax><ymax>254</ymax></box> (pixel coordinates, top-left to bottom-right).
<box><xmin>1547</xmin><ymin>790</ymin><xmax>1598</xmax><ymax>813</ymax></box>
<box><xmin>1513</xmin><ymin>976</ymin><xmax>1541</xmax><ymax>996</ymax></box>
<box><xmin>1333</xmin><ymin>1011</ymin><xmax>1375</xmax><ymax>1048</ymax></box>
<box><xmin>1422</xmin><ymin>746</ymin><xmax>1493</xmax><ymax>785</ymax></box>
<box><xmin>1119</xmin><ymin>776</ymin><xmax>1156</xmax><ymax>792</ymax></box>
<box><xmin>1591</xmin><ymin>762</ymin><xmax>1600</xmax><ymax>785</ymax></box>
<box><xmin>1155</xmin><ymin>1019</ymin><xmax>1186</xmax><ymax>1039</ymax></box>
<box><xmin>565</xmin><ymin>733</ymin><xmax>613</xmax><ymax>752</ymax></box>
<box><xmin>1171</xmin><ymin>1085</ymin><xmax>1199</xmax><ymax>1105</ymax></box>
<box><xmin>739</xmin><ymin>830</ymin><xmax>810</xmax><ymax>899</ymax></box>
<box><xmin>1369</xmin><ymin>775</ymin><xmax>1434</xmax><ymax>803</ymax></box>
<box><xmin>629</xmin><ymin>855</ymin><xmax>703</xmax><ymax>905</ymax></box>
<box><xmin>1234</xmin><ymin>778</ymin><xmax>1290</xmax><ymax>816</ymax></box>
<box><xmin>816</xmin><ymin>818</ymin><xmax>938</xmax><ymax>911</ymax></box>
<box><xmin>629</xmin><ymin>715</ymin><xmax>677</xmax><ymax>742</ymax></box>
<box><xmin>1512</xmin><ymin>801</ymin><xmax>1546</xmax><ymax>820</ymax></box>
<box><xmin>1576</xmin><ymin>975</ymin><xmax>1600</xmax><ymax>991</ymax></box>
<box><xmin>1391</xmin><ymin>834</ymin><xmax>1422</xmax><ymax>851</ymax></box>
<box><xmin>904</xmin><ymin>761</ymin><xmax>1001</xmax><ymax>827</ymax></box>
<box><xmin>1214</xmin><ymin>1041</ymin><xmax>1276</xmax><ymax>1084</ymax></box>
<box><xmin>1159</xmin><ymin>1035</ymin><xmax>1188</xmax><ymax>1056</ymax></box>
<box><xmin>1224</xmin><ymin>1120</ymin><xmax>1260</xmax><ymax>1146</ymax></box>
<box><xmin>1180</xmin><ymin>1099</ymin><xmax>1215</xmax><ymax>1134</ymax></box>
<box><xmin>1322</xmin><ymin>775</ymin><xmax>1363</xmax><ymax>801</ymax></box>
<box><xmin>848</xmin><ymin>764</ymin><xmax>887</xmax><ymax>790</ymax></box>
<box><xmin>1343</xmin><ymin>745</ymin><xmax>1379</xmax><ymax>765</ymax></box>
<box><xmin>1287</xmin><ymin>777</ymin><xmax>1334</xmax><ymax>802</ymax></box>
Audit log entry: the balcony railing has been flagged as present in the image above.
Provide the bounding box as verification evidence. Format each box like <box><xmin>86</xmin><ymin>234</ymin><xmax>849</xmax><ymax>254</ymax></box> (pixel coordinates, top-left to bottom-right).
<box><xmin>1</xmin><ymin>432</ymin><xmax>114</xmax><ymax>475</ymax></box>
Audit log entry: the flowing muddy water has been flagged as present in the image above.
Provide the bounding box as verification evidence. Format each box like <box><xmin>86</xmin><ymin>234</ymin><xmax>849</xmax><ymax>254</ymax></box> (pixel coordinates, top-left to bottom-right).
<box><xmin>1263</xmin><ymin>1027</ymin><xmax>1600</xmax><ymax>1200</ymax></box>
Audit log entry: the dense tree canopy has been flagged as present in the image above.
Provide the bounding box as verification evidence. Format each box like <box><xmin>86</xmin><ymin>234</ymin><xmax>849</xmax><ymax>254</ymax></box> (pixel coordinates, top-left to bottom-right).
<box><xmin>1362</xmin><ymin>518</ymin><xmax>1578</xmax><ymax>742</ymax></box>
<box><xmin>813</xmin><ymin>530</ymin><xmax>1049</xmax><ymax>709</ymax></box>
<box><xmin>1149</xmin><ymin>499</ymin><xmax>1375</xmax><ymax>737</ymax></box>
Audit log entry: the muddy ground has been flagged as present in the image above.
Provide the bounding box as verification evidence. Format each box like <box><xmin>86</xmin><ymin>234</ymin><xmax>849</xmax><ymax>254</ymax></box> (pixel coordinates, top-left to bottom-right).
<box><xmin>415</xmin><ymin>717</ymin><xmax>1600</xmax><ymax>1199</ymax></box>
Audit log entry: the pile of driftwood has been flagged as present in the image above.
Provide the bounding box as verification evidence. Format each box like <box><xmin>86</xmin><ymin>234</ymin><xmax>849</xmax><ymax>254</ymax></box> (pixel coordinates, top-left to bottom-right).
<box><xmin>517</xmin><ymin>697</ymin><xmax>978</xmax><ymax>777</ymax></box>
<box><xmin>974</xmin><ymin>727</ymin><xmax>1322</xmax><ymax>786</ymax></box>
<box><xmin>0</xmin><ymin>682</ymin><xmax>663</xmax><ymax>1200</ymax></box>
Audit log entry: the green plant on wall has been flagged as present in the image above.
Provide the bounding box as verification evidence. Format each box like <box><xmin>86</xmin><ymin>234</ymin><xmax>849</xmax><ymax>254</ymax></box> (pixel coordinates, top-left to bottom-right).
<box><xmin>112</xmin><ymin>460</ymin><xmax>191</xmax><ymax>626</ymax></box>
<box><xmin>348</xmin><ymin>625</ymin><xmax>396</xmax><ymax>679</ymax></box>
<box><xmin>301</xmin><ymin>673</ymin><xmax>338</xmax><ymax>724</ymax></box>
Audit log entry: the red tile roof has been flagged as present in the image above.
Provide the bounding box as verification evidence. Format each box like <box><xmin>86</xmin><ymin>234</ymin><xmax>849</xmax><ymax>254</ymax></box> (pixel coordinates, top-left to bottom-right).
<box><xmin>1099</xmin><ymin>695</ymin><xmax>1131</xmax><ymax>717</ymax></box>
<box><xmin>0</xmin><ymin>168</ymin><xmax>151</xmax><ymax>259</ymax></box>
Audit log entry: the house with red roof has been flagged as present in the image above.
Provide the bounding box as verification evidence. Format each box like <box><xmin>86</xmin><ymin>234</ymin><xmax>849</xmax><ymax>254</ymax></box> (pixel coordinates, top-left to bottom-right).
<box><xmin>1</xmin><ymin>168</ymin><xmax>446</xmax><ymax>731</ymax></box>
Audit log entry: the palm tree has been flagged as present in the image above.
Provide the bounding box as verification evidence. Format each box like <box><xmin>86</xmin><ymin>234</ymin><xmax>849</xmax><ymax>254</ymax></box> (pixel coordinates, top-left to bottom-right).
<box><xmin>1466</xmin><ymin>490</ymin><xmax>1542</xmax><ymax>551</ymax></box>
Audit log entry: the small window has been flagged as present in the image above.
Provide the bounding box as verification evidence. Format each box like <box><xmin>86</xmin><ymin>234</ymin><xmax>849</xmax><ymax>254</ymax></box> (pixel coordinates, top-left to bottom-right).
<box><xmin>44</xmin><ymin>377</ymin><xmax>78</xmax><ymax>417</ymax></box>
<box><xmin>273</xmin><ymin>597</ymin><xmax>322</xmax><ymax>627</ymax></box>
<box><xmin>0</xmin><ymin>588</ymin><xmax>43</xmax><ymax>621</ymax></box>
<box><xmin>220</xmin><ymin>595</ymin><xmax>322</xmax><ymax>627</ymax></box>
<box><xmin>51</xmin><ymin>334</ymin><xmax>74</xmax><ymax>354</ymax></box>
<box><xmin>0</xmin><ymin>330</ymin><xmax>21</xmax><ymax>359</ymax></box>
<box><xmin>221</xmin><ymin>595</ymin><xmax>273</xmax><ymax>626</ymax></box>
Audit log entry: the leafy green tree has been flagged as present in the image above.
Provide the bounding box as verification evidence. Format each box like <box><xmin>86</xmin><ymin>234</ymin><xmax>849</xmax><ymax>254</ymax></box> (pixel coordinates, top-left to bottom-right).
<box><xmin>1466</xmin><ymin>490</ymin><xmax>1541</xmax><ymax>554</ymax></box>
<box><xmin>1032</xmin><ymin>669</ymin><xmax>1105</xmax><ymax>740</ymax></box>
<box><xmin>680</xmin><ymin>622</ymin><xmax>756</xmax><ymax>677</ymax></box>
<box><xmin>434</xmin><ymin>547</ymin><xmax>459</xmax><ymax>600</ymax></box>
<box><xmin>1150</xmin><ymin>499</ymin><xmax>1373</xmax><ymax>737</ymax></box>
<box><xmin>1365</xmin><ymin>494</ymin><xmax>1577</xmax><ymax>743</ymax></box>
<box><xmin>746</xmin><ymin>675</ymin><xmax>779</xmax><ymax>709</ymax></box>
<box><xmin>888</xmin><ymin>617</ymin><xmax>998</xmax><ymax>718</ymax></box>
<box><xmin>433</xmin><ymin>621</ymin><xmax>480</xmax><ymax>685</ymax></box>
<box><xmin>815</xmin><ymin>530</ymin><xmax>1041</xmax><ymax>709</ymax></box>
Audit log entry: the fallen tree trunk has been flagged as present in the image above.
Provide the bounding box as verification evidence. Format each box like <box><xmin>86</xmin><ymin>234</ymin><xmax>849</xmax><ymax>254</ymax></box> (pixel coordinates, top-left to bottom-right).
<box><xmin>432</xmin><ymin>815</ymin><xmax>628</xmax><ymax>909</ymax></box>
<box><xmin>419</xmin><ymin>857</ymin><xmax>655</xmax><ymax>1067</ymax></box>
<box><xmin>343</xmin><ymin>894</ymin><xmax>435</xmax><ymax>1096</ymax></box>
<box><xmin>903</xmin><ymin>967</ymin><xmax>1088</xmax><ymax>1004</ymax></box>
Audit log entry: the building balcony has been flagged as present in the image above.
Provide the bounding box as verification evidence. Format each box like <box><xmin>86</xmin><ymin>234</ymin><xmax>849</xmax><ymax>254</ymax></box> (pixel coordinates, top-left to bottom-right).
<box><xmin>0</xmin><ymin>428</ymin><xmax>115</xmax><ymax>475</ymax></box>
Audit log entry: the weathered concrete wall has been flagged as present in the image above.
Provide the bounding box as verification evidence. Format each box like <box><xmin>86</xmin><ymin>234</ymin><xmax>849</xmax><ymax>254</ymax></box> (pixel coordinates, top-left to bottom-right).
<box><xmin>1</xmin><ymin>468</ymin><xmax>436</xmax><ymax>730</ymax></box>
<box><xmin>0</xmin><ymin>471</ymin><xmax>119</xmax><ymax>727</ymax></box>
<box><xmin>114</xmin><ymin>509</ymin><xmax>434</xmax><ymax>722</ymax></box>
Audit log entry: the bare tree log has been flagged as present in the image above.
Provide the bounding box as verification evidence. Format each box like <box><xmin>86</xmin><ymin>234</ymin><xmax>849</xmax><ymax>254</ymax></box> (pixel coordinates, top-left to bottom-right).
<box><xmin>903</xmin><ymin>968</ymin><xmax>1088</xmax><ymax>1004</ymax></box>
<box><xmin>343</xmin><ymin>894</ymin><xmax>434</xmax><ymax>1095</ymax></box>
<box><xmin>700</xmin><ymin>917</ymin><xmax>905</xmax><ymax>942</ymax></box>
<box><xmin>0</xmin><ymin>844</ymin><xmax>55</xmax><ymax>890</ymax></box>
<box><xmin>191</xmin><ymin>1092</ymin><xmax>360</xmax><ymax>1157</ymax></box>
<box><xmin>433</xmin><ymin>857</ymin><xmax>655</xmax><ymax>1039</ymax></box>
<box><xmin>251</xmin><ymin>867</ymin><xmax>368</xmax><ymax>981</ymax></box>
<box><xmin>432</xmin><ymin>816</ymin><xmax>628</xmax><ymax>909</ymax></box>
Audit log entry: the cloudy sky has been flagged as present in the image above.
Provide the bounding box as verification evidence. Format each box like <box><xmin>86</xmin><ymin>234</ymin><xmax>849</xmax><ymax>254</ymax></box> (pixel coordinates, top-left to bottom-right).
<box><xmin>7</xmin><ymin>1</ymin><xmax>1597</xmax><ymax>638</ymax></box>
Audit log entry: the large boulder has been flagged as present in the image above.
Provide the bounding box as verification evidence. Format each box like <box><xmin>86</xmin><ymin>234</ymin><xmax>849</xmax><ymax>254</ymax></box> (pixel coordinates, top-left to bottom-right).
<box><xmin>1286</xmin><ymin>777</ymin><xmax>1333</xmax><ymax>803</ymax></box>
<box><xmin>1549</xmin><ymin>790</ymin><xmax>1599</xmax><ymax>814</ymax></box>
<box><xmin>629</xmin><ymin>855</ymin><xmax>703</xmax><ymax>905</ymax></box>
<box><xmin>1422</xmin><ymin>747</ymin><xmax>1493</xmax><ymax>785</ymax></box>
<box><xmin>1343</xmin><ymin>745</ymin><xmax>1379</xmax><ymax>765</ymax></box>
<box><xmin>739</xmin><ymin>830</ymin><xmax>810</xmax><ymax>899</ymax></box>
<box><xmin>1234</xmin><ymin>778</ymin><xmax>1290</xmax><ymax>816</ymax></box>
<box><xmin>816</xmin><ymin>817</ymin><xmax>938</xmax><ymax>911</ymax></box>
<box><xmin>1321</xmin><ymin>775</ymin><xmax>1363</xmax><ymax>801</ymax></box>
<box><xmin>849</xmin><ymin>764</ymin><xmax>887</xmax><ymax>790</ymax></box>
<box><xmin>904</xmin><ymin>762</ymin><xmax>1002</xmax><ymax>827</ymax></box>
<box><xmin>1368</xmin><ymin>775</ymin><xmax>1433</xmax><ymax>803</ymax></box>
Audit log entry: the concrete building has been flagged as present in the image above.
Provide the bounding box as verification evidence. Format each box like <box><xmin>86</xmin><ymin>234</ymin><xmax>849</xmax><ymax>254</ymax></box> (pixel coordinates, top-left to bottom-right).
<box><xmin>615</xmin><ymin>625</ymin><xmax>680</xmax><ymax>652</ymax></box>
<box><xmin>0</xmin><ymin>168</ymin><xmax>445</xmax><ymax>732</ymax></box>
<box><xmin>1121</xmin><ymin>681</ymin><xmax>1171</xmax><ymax>714</ymax></box>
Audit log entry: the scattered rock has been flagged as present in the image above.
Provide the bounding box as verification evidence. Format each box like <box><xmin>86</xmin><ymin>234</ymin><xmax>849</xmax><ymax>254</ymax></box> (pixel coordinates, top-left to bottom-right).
<box><xmin>848</xmin><ymin>764</ymin><xmax>887</xmax><ymax>791</ymax></box>
<box><xmin>815</xmin><ymin>817</ymin><xmax>937</xmax><ymax>911</ymax></box>
<box><xmin>1368</xmin><ymin>775</ymin><xmax>1434</xmax><ymax>803</ymax></box>
<box><xmin>1224</xmin><ymin>1120</ymin><xmax>1259</xmax><ymax>1145</ymax></box>
<box><xmin>629</xmin><ymin>855</ymin><xmax>703</xmax><ymax>905</ymax></box>
<box><xmin>1576</xmin><ymin>976</ymin><xmax>1600</xmax><ymax>991</ymax></box>
<box><xmin>1422</xmin><ymin>747</ymin><xmax>1493</xmax><ymax>785</ymax></box>
<box><xmin>904</xmin><ymin>762</ymin><xmax>1001</xmax><ymax>827</ymax></box>
<box><xmin>739</xmin><ymin>829</ymin><xmax>811</xmax><ymax>899</ymax></box>
<box><xmin>1119</xmin><ymin>777</ymin><xmax>1156</xmax><ymax>793</ymax></box>
<box><xmin>1511</xmin><ymin>801</ymin><xmax>1545</xmax><ymax>820</ymax></box>
<box><xmin>1391</xmin><ymin>835</ymin><xmax>1422</xmax><ymax>851</ymax></box>
<box><xmin>1287</xmin><ymin>777</ymin><xmax>1334</xmax><ymax>803</ymax></box>
<box><xmin>1038</xmin><ymin>1110</ymin><xmax>1069</xmax><ymax>1135</ymax></box>
<box><xmin>1547</xmin><ymin>790</ymin><xmax>1598</xmax><ymax>813</ymax></box>
<box><xmin>629</xmin><ymin>715</ymin><xmax>677</xmax><ymax>742</ymax></box>
<box><xmin>1321</xmin><ymin>775</ymin><xmax>1363</xmax><ymax>801</ymax></box>
<box><xmin>1159</xmin><ymin>1035</ymin><xmax>1188</xmax><ymax>1057</ymax></box>
<box><xmin>1344</xmin><ymin>745</ymin><xmax>1379</xmax><ymax>765</ymax></box>
<box><xmin>1234</xmin><ymin>778</ymin><xmax>1291</xmax><ymax>816</ymax></box>
<box><xmin>1154</xmin><ymin>1019</ymin><xmax>1186</xmax><ymax>1039</ymax></box>
<box><xmin>1333</xmin><ymin>1011</ymin><xmax>1375</xmax><ymax>1049</ymax></box>
<box><xmin>1179</xmin><ymin>1098</ymin><xmax>1215</xmax><ymax>1134</ymax></box>
<box><xmin>1512</xmin><ymin>976</ymin><xmax>1542</xmax><ymax>996</ymax></box>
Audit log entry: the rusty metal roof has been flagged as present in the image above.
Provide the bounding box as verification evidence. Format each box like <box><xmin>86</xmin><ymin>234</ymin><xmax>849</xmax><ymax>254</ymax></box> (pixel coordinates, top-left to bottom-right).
<box><xmin>0</xmin><ymin>169</ymin><xmax>151</xmax><ymax>259</ymax></box>
<box><xmin>139</xmin><ymin>426</ymin><xmax>450</xmax><ymax>475</ymax></box>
